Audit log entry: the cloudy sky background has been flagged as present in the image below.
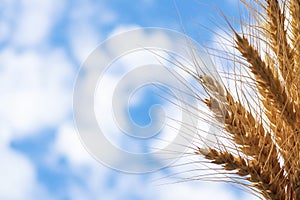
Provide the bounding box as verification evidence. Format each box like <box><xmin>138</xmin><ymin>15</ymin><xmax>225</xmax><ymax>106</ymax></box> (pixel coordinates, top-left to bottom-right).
<box><xmin>1</xmin><ymin>0</ymin><xmax>259</xmax><ymax>199</ymax></box>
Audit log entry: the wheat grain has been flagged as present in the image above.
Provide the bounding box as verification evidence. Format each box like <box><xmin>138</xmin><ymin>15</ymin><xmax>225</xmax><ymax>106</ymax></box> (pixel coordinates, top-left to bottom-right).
<box><xmin>172</xmin><ymin>0</ymin><xmax>300</xmax><ymax>199</ymax></box>
<box><xmin>199</xmin><ymin>75</ymin><xmax>285</xmax><ymax>199</ymax></box>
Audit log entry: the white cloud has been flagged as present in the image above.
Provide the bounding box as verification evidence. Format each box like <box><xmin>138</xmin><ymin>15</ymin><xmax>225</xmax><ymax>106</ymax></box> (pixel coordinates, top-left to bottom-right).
<box><xmin>0</xmin><ymin>149</ymin><xmax>35</xmax><ymax>199</ymax></box>
<box><xmin>68</xmin><ymin>23</ymin><xmax>101</xmax><ymax>63</ymax></box>
<box><xmin>0</xmin><ymin>1</ymin><xmax>74</xmax><ymax>199</ymax></box>
<box><xmin>67</xmin><ymin>1</ymin><xmax>117</xmax><ymax>63</ymax></box>
<box><xmin>0</xmin><ymin>48</ymin><xmax>74</xmax><ymax>137</ymax></box>
<box><xmin>53</xmin><ymin>121</ymin><xmax>98</xmax><ymax>167</ymax></box>
<box><xmin>0</xmin><ymin>128</ymin><xmax>52</xmax><ymax>200</ymax></box>
<box><xmin>11</xmin><ymin>0</ymin><xmax>67</xmax><ymax>47</ymax></box>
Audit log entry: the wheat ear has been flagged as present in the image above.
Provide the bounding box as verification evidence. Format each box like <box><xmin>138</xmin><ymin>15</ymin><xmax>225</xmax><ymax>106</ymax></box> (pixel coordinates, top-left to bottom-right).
<box><xmin>180</xmin><ymin>0</ymin><xmax>300</xmax><ymax>199</ymax></box>
<box><xmin>198</xmin><ymin>75</ymin><xmax>285</xmax><ymax>199</ymax></box>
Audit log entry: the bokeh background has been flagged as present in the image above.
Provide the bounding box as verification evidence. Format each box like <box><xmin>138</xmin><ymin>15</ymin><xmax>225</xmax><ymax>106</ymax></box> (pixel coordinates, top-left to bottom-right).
<box><xmin>1</xmin><ymin>0</ymin><xmax>258</xmax><ymax>199</ymax></box>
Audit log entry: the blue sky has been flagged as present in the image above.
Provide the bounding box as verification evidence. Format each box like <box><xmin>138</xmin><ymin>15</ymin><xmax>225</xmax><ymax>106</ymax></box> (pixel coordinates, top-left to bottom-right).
<box><xmin>1</xmin><ymin>0</ymin><xmax>257</xmax><ymax>199</ymax></box>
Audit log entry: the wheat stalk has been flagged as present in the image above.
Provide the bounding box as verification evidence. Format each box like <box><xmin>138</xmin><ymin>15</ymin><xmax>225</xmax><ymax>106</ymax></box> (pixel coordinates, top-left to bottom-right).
<box><xmin>172</xmin><ymin>0</ymin><xmax>300</xmax><ymax>199</ymax></box>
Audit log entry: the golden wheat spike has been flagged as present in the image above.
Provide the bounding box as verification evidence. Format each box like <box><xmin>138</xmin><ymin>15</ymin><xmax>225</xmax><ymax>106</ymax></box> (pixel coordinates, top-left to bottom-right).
<box><xmin>199</xmin><ymin>75</ymin><xmax>285</xmax><ymax>199</ymax></box>
<box><xmin>197</xmin><ymin>148</ymin><xmax>286</xmax><ymax>200</ymax></box>
<box><xmin>179</xmin><ymin>0</ymin><xmax>300</xmax><ymax>199</ymax></box>
<box><xmin>264</xmin><ymin>0</ymin><xmax>293</xmax><ymax>83</ymax></box>
<box><xmin>233</xmin><ymin>31</ymin><xmax>300</xmax><ymax>179</ymax></box>
<box><xmin>290</xmin><ymin>0</ymin><xmax>300</xmax><ymax>48</ymax></box>
<box><xmin>289</xmin><ymin>0</ymin><xmax>300</xmax><ymax>102</ymax></box>
<box><xmin>234</xmin><ymin>33</ymin><xmax>299</xmax><ymax>130</ymax></box>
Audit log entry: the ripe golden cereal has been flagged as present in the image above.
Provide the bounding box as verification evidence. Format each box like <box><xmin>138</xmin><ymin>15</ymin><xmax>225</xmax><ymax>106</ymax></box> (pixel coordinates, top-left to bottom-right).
<box><xmin>167</xmin><ymin>0</ymin><xmax>300</xmax><ymax>199</ymax></box>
